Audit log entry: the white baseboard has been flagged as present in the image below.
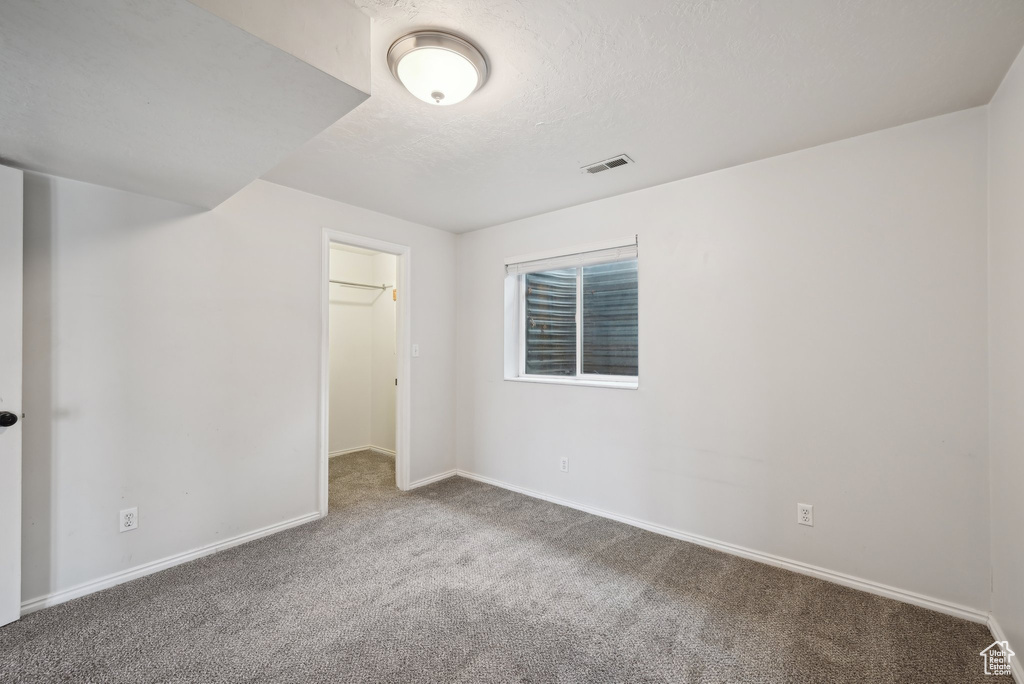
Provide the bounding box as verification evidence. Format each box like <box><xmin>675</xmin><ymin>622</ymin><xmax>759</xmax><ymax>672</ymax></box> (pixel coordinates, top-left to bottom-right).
<box><xmin>455</xmin><ymin>469</ymin><xmax>989</xmax><ymax>625</ymax></box>
<box><xmin>987</xmin><ymin>613</ymin><xmax>1024</xmax><ymax>683</ymax></box>
<box><xmin>329</xmin><ymin>445</ymin><xmax>395</xmax><ymax>459</ymax></box>
<box><xmin>17</xmin><ymin>463</ymin><xmax>1001</xmax><ymax>660</ymax></box>
<box><xmin>20</xmin><ymin>511</ymin><xmax>321</xmax><ymax>616</ymax></box>
<box><xmin>329</xmin><ymin>445</ymin><xmax>371</xmax><ymax>458</ymax></box>
<box><xmin>407</xmin><ymin>469</ymin><xmax>457</xmax><ymax>490</ymax></box>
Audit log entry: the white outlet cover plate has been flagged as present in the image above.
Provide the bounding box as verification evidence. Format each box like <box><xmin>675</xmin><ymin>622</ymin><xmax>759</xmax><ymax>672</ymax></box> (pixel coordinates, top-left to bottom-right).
<box><xmin>120</xmin><ymin>507</ymin><xmax>139</xmax><ymax>533</ymax></box>
<box><xmin>798</xmin><ymin>503</ymin><xmax>813</xmax><ymax>527</ymax></box>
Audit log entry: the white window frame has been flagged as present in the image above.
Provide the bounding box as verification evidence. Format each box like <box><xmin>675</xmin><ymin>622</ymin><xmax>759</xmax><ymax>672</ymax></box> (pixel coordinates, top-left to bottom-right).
<box><xmin>505</xmin><ymin>237</ymin><xmax>638</xmax><ymax>390</ymax></box>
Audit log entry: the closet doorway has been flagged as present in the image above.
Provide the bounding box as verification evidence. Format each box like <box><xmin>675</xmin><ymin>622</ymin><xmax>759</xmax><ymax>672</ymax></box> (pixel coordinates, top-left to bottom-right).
<box><xmin>319</xmin><ymin>230</ymin><xmax>411</xmax><ymax>514</ymax></box>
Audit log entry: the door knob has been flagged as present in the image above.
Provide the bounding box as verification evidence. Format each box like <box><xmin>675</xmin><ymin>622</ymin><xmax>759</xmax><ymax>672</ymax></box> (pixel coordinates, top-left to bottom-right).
<box><xmin>0</xmin><ymin>411</ymin><xmax>18</xmax><ymax>427</ymax></box>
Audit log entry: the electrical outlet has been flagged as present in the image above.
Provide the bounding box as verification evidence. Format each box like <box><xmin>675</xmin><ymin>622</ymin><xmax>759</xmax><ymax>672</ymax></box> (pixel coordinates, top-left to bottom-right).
<box><xmin>797</xmin><ymin>503</ymin><xmax>813</xmax><ymax>527</ymax></box>
<box><xmin>120</xmin><ymin>507</ymin><xmax>138</xmax><ymax>533</ymax></box>
<box><xmin>559</xmin><ymin>457</ymin><xmax>569</xmax><ymax>473</ymax></box>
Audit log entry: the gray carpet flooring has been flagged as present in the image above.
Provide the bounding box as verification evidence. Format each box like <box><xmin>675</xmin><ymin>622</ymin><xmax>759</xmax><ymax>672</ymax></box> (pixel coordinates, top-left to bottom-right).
<box><xmin>0</xmin><ymin>451</ymin><xmax>996</xmax><ymax>683</ymax></box>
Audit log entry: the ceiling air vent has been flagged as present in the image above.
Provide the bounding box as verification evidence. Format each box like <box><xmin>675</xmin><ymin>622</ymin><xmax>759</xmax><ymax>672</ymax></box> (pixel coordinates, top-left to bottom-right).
<box><xmin>581</xmin><ymin>155</ymin><xmax>634</xmax><ymax>174</ymax></box>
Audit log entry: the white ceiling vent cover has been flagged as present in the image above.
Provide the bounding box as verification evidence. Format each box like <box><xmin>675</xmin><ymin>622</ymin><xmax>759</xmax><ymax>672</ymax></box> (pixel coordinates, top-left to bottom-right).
<box><xmin>581</xmin><ymin>155</ymin><xmax>634</xmax><ymax>174</ymax></box>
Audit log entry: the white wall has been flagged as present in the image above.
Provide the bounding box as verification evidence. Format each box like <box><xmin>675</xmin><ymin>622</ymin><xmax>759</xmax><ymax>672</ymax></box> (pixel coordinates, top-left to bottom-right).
<box><xmin>328</xmin><ymin>248</ymin><xmax>373</xmax><ymax>453</ymax></box>
<box><xmin>456</xmin><ymin>108</ymin><xmax>991</xmax><ymax>612</ymax></box>
<box><xmin>21</xmin><ymin>174</ymin><xmax>456</xmax><ymax>603</ymax></box>
<box><xmin>370</xmin><ymin>252</ymin><xmax>397</xmax><ymax>452</ymax></box>
<box><xmin>988</xmin><ymin>45</ymin><xmax>1024</xmax><ymax>652</ymax></box>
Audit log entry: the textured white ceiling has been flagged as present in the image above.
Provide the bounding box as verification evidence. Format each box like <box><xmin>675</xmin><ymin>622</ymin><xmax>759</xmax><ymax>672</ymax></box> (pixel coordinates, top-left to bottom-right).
<box><xmin>0</xmin><ymin>0</ymin><xmax>368</xmax><ymax>208</ymax></box>
<box><xmin>268</xmin><ymin>0</ymin><xmax>1024</xmax><ymax>233</ymax></box>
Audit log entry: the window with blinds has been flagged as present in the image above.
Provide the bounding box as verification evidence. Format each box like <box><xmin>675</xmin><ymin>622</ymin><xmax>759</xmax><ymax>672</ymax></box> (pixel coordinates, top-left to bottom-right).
<box><xmin>582</xmin><ymin>259</ymin><xmax>638</xmax><ymax>376</ymax></box>
<box><xmin>507</xmin><ymin>237</ymin><xmax>638</xmax><ymax>385</ymax></box>
<box><xmin>524</xmin><ymin>269</ymin><xmax>577</xmax><ymax>375</ymax></box>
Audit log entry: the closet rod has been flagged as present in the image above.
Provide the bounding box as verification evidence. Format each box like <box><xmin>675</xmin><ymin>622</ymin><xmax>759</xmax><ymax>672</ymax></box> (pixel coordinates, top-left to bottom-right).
<box><xmin>329</xmin><ymin>279</ymin><xmax>394</xmax><ymax>291</ymax></box>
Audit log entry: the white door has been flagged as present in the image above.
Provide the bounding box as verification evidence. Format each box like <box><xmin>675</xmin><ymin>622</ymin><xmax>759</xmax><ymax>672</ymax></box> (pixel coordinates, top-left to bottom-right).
<box><xmin>0</xmin><ymin>165</ymin><xmax>23</xmax><ymax>626</ymax></box>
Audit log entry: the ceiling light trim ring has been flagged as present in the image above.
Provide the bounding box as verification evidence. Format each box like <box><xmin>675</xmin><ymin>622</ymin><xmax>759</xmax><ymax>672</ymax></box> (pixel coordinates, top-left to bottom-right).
<box><xmin>387</xmin><ymin>31</ymin><xmax>489</xmax><ymax>105</ymax></box>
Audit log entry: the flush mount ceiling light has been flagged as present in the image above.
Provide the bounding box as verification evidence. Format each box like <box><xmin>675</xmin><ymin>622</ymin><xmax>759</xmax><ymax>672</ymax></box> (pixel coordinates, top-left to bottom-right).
<box><xmin>387</xmin><ymin>31</ymin><xmax>488</xmax><ymax>106</ymax></box>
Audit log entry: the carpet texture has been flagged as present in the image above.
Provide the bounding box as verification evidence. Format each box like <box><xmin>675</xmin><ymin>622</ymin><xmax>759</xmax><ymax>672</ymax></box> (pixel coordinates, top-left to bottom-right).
<box><xmin>0</xmin><ymin>451</ymin><xmax>997</xmax><ymax>683</ymax></box>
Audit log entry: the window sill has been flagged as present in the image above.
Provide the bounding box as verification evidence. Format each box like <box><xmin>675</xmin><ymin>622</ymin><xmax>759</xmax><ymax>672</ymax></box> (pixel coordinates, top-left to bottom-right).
<box><xmin>504</xmin><ymin>375</ymin><xmax>638</xmax><ymax>390</ymax></box>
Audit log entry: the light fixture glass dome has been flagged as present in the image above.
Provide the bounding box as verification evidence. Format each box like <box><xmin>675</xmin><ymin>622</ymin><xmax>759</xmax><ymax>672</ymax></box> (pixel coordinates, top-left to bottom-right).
<box><xmin>387</xmin><ymin>32</ymin><xmax>488</xmax><ymax>106</ymax></box>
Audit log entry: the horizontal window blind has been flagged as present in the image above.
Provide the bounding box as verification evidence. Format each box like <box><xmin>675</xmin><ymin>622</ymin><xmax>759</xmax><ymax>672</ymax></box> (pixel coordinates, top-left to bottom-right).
<box><xmin>582</xmin><ymin>260</ymin><xmax>638</xmax><ymax>376</ymax></box>
<box><xmin>506</xmin><ymin>238</ymin><xmax>637</xmax><ymax>276</ymax></box>
<box><xmin>523</xmin><ymin>269</ymin><xmax>577</xmax><ymax>375</ymax></box>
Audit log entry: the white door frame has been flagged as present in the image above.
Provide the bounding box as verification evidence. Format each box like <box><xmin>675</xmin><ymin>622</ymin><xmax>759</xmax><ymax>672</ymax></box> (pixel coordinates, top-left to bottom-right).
<box><xmin>319</xmin><ymin>228</ymin><xmax>412</xmax><ymax>514</ymax></box>
<box><xmin>0</xmin><ymin>165</ymin><xmax>24</xmax><ymax>627</ymax></box>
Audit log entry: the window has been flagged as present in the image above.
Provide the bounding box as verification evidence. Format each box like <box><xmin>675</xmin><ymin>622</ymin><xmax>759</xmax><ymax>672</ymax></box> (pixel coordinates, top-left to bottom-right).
<box><xmin>523</xmin><ymin>268</ymin><xmax>577</xmax><ymax>375</ymax></box>
<box><xmin>505</xmin><ymin>238</ymin><xmax>638</xmax><ymax>388</ymax></box>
